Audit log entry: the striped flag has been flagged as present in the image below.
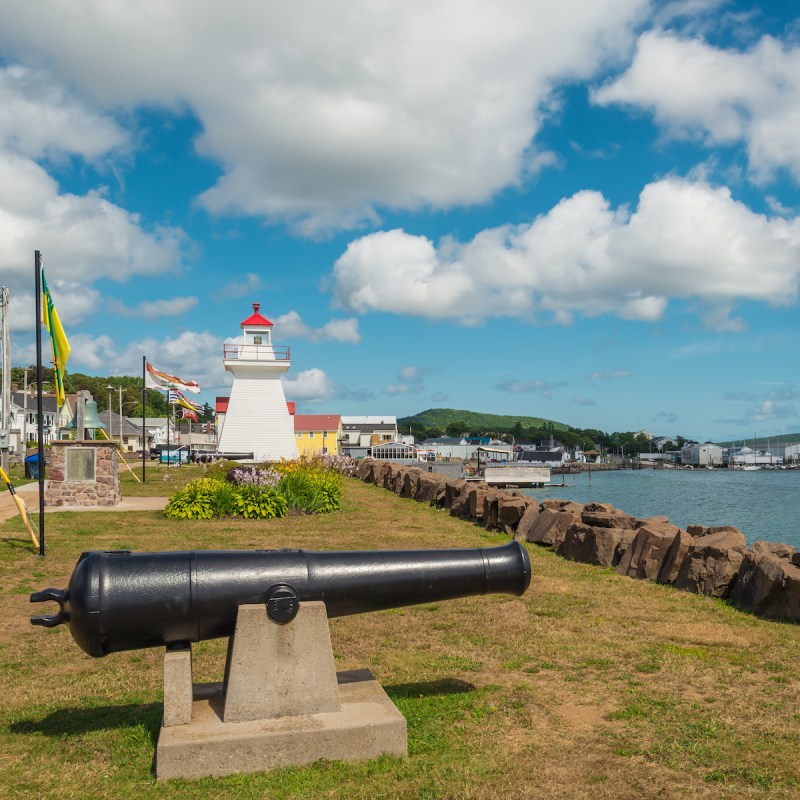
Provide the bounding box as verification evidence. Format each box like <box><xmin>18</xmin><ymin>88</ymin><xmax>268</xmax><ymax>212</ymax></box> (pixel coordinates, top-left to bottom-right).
<box><xmin>41</xmin><ymin>270</ymin><xmax>71</xmax><ymax>408</ymax></box>
<box><xmin>169</xmin><ymin>389</ymin><xmax>203</xmax><ymax>412</ymax></box>
<box><xmin>145</xmin><ymin>361</ymin><xmax>200</xmax><ymax>394</ymax></box>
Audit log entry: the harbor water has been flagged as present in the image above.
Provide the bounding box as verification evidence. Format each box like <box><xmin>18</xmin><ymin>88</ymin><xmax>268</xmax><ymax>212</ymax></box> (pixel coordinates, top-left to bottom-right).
<box><xmin>523</xmin><ymin>468</ymin><xmax>800</xmax><ymax>550</ymax></box>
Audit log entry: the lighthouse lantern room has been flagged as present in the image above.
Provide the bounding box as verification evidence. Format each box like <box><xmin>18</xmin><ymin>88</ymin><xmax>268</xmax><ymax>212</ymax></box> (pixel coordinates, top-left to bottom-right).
<box><xmin>216</xmin><ymin>303</ymin><xmax>299</xmax><ymax>461</ymax></box>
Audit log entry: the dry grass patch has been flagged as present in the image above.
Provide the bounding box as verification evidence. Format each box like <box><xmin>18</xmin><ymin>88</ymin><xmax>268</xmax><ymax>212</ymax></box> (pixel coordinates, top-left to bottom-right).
<box><xmin>0</xmin><ymin>479</ymin><xmax>799</xmax><ymax>799</ymax></box>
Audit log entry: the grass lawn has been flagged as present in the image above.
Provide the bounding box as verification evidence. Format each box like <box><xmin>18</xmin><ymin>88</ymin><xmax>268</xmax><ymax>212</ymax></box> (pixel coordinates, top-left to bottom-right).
<box><xmin>1</xmin><ymin>477</ymin><xmax>799</xmax><ymax>799</ymax></box>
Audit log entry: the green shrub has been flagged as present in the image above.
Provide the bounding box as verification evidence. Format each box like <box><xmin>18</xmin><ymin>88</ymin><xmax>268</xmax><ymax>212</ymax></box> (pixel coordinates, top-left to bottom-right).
<box><xmin>164</xmin><ymin>477</ymin><xmax>221</xmax><ymax>519</ymax></box>
<box><xmin>277</xmin><ymin>467</ymin><xmax>343</xmax><ymax>514</ymax></box>
<box><xmin>209</xmin><ymin>481</ymin><xmax>239</xmax><ymax>517</ymax></box>
<box><xmin>233</xmin><ymin>485</ymin><xmax>288</xmax><ymax>519</ymax></box>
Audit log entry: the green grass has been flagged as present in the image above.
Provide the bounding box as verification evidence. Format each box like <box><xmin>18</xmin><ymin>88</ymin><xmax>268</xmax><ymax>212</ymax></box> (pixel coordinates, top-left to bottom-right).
<box><xmin>1</xmin><ymin>478</ymin><xmax>799</xmax><ymax>799</ymax></box>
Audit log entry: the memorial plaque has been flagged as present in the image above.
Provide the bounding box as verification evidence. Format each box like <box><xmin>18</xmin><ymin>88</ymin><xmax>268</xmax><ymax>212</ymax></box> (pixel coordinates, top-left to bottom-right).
<box><xmin>65</xmin><ymin>447</ymin><xmax>96</xmax><ymax>481</ymax></box>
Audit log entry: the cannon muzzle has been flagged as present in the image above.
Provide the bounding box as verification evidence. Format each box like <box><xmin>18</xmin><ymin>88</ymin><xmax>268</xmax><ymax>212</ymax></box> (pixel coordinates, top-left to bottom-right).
<box><xmin>30</xmin><ymin>542</ymin><xmax>531</xmax><ymax>657</ymax></box>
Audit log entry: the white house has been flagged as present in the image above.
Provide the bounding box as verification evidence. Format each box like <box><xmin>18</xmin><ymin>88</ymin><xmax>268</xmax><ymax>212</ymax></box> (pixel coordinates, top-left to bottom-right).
<box><xmin>6</xmin><ymin>391</ymin><xmax>74</xmax><ymax>453</ymax></box>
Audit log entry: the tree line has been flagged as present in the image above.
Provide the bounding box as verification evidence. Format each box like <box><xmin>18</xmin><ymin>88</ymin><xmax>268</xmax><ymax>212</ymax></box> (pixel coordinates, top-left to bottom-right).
<box><xmin>410</xmin><ymin>419</ymin><xmax>687</xmax><ymax>455</ymax></box>
<box><xmin>5</xmin><ymin>366</ymin><xmax>215</xmax><ymax>423</ymax></box>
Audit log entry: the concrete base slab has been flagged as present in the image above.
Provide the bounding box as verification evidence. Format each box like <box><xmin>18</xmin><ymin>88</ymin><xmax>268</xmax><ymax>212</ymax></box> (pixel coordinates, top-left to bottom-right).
<box><xmin>156</xmin><ymin>669</ymin><xmax>407</xmax><ymax>780</ymax></box>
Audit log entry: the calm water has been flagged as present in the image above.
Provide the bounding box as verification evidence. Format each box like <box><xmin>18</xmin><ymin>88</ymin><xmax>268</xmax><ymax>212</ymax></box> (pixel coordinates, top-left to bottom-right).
<box><xmin>522</xmin><ymin>468</ymin><xmax>800</xmax><ymax>550</ymax></box>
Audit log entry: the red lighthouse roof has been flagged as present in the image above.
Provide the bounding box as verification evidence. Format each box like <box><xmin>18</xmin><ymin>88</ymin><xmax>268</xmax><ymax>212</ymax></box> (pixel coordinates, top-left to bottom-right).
<box><xmin>240</xmin><ymin>302</ymin><xmax>273</xmax><ymax>327</ymax></box>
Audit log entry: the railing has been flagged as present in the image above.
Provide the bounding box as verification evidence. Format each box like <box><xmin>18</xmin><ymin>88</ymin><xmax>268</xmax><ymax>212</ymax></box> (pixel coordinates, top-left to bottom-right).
<box><xmin>223</xmin><ymin>344</ymin><xmax>291</xmax><ymax>361</ymax></box>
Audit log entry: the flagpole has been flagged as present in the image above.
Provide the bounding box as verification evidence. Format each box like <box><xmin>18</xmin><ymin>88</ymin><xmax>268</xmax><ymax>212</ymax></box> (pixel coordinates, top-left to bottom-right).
<box><xmin>141</xmin><ymin>356</ymin><xmax>146</xmax><ymax>483</ymax></box>
<box><xmin>165</xmin><ymin>389</ymin><xmax>170</xmax><ymax>464</ymax></box>
<box><xmin>34</xmin><ymin>251</ymin><xmax>45</xmax><ymax>556</ymax></box>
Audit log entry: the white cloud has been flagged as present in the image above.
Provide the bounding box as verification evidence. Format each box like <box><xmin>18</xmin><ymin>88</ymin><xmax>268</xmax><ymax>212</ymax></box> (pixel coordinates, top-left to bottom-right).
<box><xmin>67</xmin><ymin>333</ymin><xmax>117</xmax><ymax>371</ymax></box>
<box><xmin>125</xmin><ymin>331</ymin><xmax>226</xmax><ymax>393</ymax></box>
<box><xmin>571</xmin><ymin>395</ymin><xmax>596</xmax><ymax>405</ymax></box>
<box><xmin>590</xmin><ymin>370</ymin><xmax>633</xmax><ymax>381</ymax></box>
<box><xmin>384</xmin><ymin>384</ymin><xmax>410</xmax><ymax>396</ymax></box>
<box><xmin>0</xmin><ymin>1</ymin><xmax>650</xmax><ymax>232</ymax></box>
<box><xmin>111</xmin><ymin>296</ymin><xmax>199</xmax><ymax>319</ymax></box>
<box><xmin>0</xmin><ymin>64</ymin><xmax>126</xmax><ymax>160</ymax></box>
<box><xmin>221</xmin><ymin>273</ymin><xmax>262</xmax><ymax>298</ymax></box>
<box><xmin>383</xmin><ymin>364</ymin><xmax>433</xmax><ymax>395</ymax></box>
<box><xmin>282</xmin><ymin>367</ymin><xmax>338</xmax><ymax>403</ymax></box>
<box><xmin>593</xmin><ymin>30</ymin><xmax>800</xmax><ymax>183</ymax></box>
<box><xmin>0</xmin><ymin>153</ymin><xmax>187</xmax><ymax>296</ymax></box>
<box><xmin>496</xmin><ymin>379</ymin><xmax>564</xmax><ymax>399</ymax></box>
<box><xmin>332</xmin><ymin>177</ymin><xmax>800</xmax><ymax>324</ymax></box>
<box><xmin>273</xmin><ymin>310</ymin><xmax>360</xmax><ymax>344</ymax></box>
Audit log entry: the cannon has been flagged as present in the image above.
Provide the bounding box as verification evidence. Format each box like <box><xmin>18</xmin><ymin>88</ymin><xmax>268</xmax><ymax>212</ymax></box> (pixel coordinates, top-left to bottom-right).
<box><xmin>30</xmin><ymin>541</ymin><xmax>531</xmax><ymax>657</ymax></box>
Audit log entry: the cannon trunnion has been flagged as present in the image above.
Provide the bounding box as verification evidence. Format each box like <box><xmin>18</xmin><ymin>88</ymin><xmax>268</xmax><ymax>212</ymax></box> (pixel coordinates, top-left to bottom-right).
<box><xmin>30</xmin><ymin>541</ymin><xmax>531</xmax><ymax>657</ymax></box>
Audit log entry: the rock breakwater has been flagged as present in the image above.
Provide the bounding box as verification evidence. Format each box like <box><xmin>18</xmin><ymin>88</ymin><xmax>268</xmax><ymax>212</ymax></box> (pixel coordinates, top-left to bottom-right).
<box><xmin>352</xmin><ymin>460</ymin><xmax>800</xmax><ymax>623</ymax></box>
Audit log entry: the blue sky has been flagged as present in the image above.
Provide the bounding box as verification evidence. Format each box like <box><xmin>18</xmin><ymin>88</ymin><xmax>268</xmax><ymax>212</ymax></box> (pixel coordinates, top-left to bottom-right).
<box><xmin>2</xmin><ymin>0</ymin><xmax>800</xmax><ymax>441</ymax></box>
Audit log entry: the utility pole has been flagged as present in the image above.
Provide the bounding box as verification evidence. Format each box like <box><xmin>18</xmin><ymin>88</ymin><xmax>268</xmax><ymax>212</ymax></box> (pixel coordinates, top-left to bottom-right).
<box><xmin>22</xmin><ymin>367</ymin><xmax>29</xmax><ymax>456</ymax></box>
<box><xmin>1</xmin><ymin>287</ymin><xmax>10</xmax><ymax>474</ymax></box>
<box><xmin>118</xmin><ymin>386</ymin><xmax>123</xmax><ymax>446</ymax></box>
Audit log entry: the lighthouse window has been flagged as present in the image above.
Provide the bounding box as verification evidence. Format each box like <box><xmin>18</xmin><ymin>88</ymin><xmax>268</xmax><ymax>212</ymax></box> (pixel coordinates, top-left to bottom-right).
<box><xmin>253</xmin><ymin>335</ymin><xmax>263</xmax><ymax>345</ymax></box>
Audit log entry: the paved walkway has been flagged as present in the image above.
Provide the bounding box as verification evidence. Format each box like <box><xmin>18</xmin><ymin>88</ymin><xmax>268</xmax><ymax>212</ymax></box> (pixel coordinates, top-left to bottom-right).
<box><xmin>0</xmin><ymin>482</ymin><xmax>168</xmax><ymax>523</ymax></box>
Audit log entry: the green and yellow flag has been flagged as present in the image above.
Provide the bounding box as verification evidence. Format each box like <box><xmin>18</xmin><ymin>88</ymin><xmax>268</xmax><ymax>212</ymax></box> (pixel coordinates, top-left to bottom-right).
<box><xmin>41</xmin><ymin>270</ymin><xmax>71</xmax><ymax>408</ymax></box>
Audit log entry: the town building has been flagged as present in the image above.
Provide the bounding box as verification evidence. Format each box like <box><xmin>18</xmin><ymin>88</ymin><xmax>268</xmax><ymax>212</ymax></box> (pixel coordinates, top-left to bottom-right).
<box><xmin>338</xmin><ymin>416</ymin><xmax>399</xmax><ymax>457</ymax></box>
<box><xmin>681</xmin><ymin>442</ymin><xmax>724</xmax><ymax>467</ymax></box>
<box><xmin>6</xmin><ymin>390</ymin><xmax>74</xmax><ymax>453</ymax></box>
<box><xmin>216</xmin><ymin>302</ymin><xmax>298</xmax><ymax>462</ymax></box>
<box><xmin>294</xmin><ymin>414</ymin><xmax>342</xmax><ymax>457</ymax></box>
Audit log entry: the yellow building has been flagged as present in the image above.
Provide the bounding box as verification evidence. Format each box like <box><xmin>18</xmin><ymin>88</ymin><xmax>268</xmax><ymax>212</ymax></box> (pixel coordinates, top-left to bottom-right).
<box><xmin>293</xmin><ymin>414</ymin><xmax>342</xmax><ymax>457</ymax></box>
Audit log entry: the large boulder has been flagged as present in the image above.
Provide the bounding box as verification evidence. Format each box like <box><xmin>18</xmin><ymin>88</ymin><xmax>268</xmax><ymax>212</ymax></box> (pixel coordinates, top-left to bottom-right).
<box><xmin>657</xmin><ymin>528</ymin><xmax>698</xmax><ymax>585</ymax></box>
<box><xmin>613</xmin><ymin>530</ymin><xmax>639</xmax><ymax>567</ymax></box>
<box><xmin>616</xmin><ymin>523</ymin><xmax>681</xmax><ymax>581</ymax></box>
<box><xmin>443</xmin><ymin>479</ymin><xmax>468</xmax><ymax>510</ymax></box>
<box><xmin>449</xmin><ymin>481</ymin><xmax>478</xmax><ymax>518</ymax></box>
<box><xmin>525</xmin><ymin>506</ymin><xmax>583</xmax><ymax>549</ymax></box>
<box><xmin>557</xmin><ymin>524</ymin><xmax>633</xmax><ymax>566</ymax></box>
<box><xmin>354</xmin><ymin>459</ymin><xmax>374</xmax><ymax>481</ymax></box>
<box><xmin>729</xmin><ymin>541</ymin><xmax>800</xmax><ymax>620</ymax></box>
<box><xmin>515</xmin><ymin>503</ymin><xmax>542</xmax><ymax>541</ymax></box>
<box><xmin>482</xmin><ymin>490</ymin><xmax>505</xmax><ymax>529</ymax></box>
<box><xmin>392</xmin><ymin>466</ymin><xmax>416</xmax><ymax>496</ymax></box>
<box><xmin>635</xmin><ymin>516</ymin><xmax>670</xmax><ymax>528</ymax></box>
<box><xmin>581</xmin><ymin>510</ymin><xmax>637</xmax><ymax>530</ymax></box>
<box><xmin>467</xmin><ymin>485</ymin><xmax>492</xmax><ymax>521</ymax></box>
<box><xmin>373</xmin><ymin>461</ymin><xmax>393</xmax><ymax>488</ymax></box>
<box><xmin>583</xmin><ymin>502</ymin><xmax>616</xmax><ymax>513</ymax></box>
<box><xmin>497</xmin><ymin>496</ymin><xmax>528</xmax><ymax>535</ymax></box>
<box><xmin>416</xmin><ymin>472</ymin><xmax>448</xmax><ymax>505</ymax></box>
<box><xmin>673</xmin><ymin>529</ymin><xmax>747</xmax><ymax>598</ymax></box>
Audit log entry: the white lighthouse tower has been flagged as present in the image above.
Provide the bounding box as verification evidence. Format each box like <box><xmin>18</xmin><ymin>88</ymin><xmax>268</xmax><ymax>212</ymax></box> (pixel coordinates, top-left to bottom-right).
<box><xmin>216</xmin><ymin>302</ymin><xmax>299</xmax><ymax>462</ymax></box>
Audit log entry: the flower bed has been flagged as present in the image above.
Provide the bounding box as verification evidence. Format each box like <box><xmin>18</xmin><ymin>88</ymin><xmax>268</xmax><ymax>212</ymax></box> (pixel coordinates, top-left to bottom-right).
<box><xmin>164</xmin><ymin>454</ymin><xmax>357</xmax><ymax>520</ymax></box>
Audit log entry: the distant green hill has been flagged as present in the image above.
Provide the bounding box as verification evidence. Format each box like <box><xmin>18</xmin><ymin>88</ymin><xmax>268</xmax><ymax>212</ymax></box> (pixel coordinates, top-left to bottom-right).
<box><xmin>398</xmin><ymin>408</ymin><xmax>570</xmax><ymax>433</ymax></box>
<box><xmin>716</xmin><ymin>433</ymin><xmax>800</xmax><ymax>447</ymax></box>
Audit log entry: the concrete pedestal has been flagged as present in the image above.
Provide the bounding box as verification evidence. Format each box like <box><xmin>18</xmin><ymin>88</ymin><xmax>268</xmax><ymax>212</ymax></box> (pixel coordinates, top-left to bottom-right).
<box><xmin>155</xmin><ymin>602</ymin><xmax>407</xmax><ymax>780</ymax></box>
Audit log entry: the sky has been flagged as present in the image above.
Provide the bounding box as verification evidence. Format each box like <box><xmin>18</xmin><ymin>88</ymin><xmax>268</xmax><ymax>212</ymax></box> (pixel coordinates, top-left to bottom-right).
<box><xmin>1</xmin><ymin>0</ymin><xmax>800</xmax><ymax>442</ymax></box>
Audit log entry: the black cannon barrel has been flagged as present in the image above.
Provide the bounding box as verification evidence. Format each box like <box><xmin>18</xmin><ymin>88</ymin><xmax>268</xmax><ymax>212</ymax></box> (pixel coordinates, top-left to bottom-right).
<box><xmin>30</xmin><ymin>542</ymin><xmax>531</xmax><ymax>657</ymax></box>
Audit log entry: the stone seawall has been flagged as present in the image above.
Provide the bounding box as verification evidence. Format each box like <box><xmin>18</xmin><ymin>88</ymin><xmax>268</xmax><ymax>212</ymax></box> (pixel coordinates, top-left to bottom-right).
<box><xmin>352</xmin><ymin>459</ymin><xmax>800</xmax><ymax>623</ymax></box>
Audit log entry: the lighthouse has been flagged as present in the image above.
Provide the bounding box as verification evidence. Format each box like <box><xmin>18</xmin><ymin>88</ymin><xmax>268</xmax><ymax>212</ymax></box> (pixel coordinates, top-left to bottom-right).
<box><xmin>216</xmin><ymin>302</ymin><xmax>299</xmax><ymax>462</ymax></box>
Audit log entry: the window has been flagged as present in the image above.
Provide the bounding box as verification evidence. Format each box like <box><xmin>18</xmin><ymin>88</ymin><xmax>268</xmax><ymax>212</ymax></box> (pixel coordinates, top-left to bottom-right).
<box><xmin>323</xmin><ymin>431</ymin><xmax>328</xmax><ymax>438</ymax></box>
<box><xmin>253</xmin><ymin>335</ymin><xmax>262</xmax><ymax>345</ymax></box>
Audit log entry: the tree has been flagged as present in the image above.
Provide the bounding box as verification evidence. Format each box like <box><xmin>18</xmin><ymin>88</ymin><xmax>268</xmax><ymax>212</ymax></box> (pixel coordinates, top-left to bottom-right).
<box><xmin>445</xmin><ymin>420</ymin><xmax>467</xmax><ymax>438</ymax></box>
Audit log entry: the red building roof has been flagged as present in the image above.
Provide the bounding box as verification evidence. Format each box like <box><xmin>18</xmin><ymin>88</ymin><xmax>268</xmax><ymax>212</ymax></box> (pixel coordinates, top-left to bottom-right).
<box><xmin>240</xmin><ymin>302</ymin><xmax>273</xmax><ymax>327</ymax></box>
<box><xmin>293</xmin><ymin>414</ymin><xmax>341</xmax><ymax>432</ymax></box>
